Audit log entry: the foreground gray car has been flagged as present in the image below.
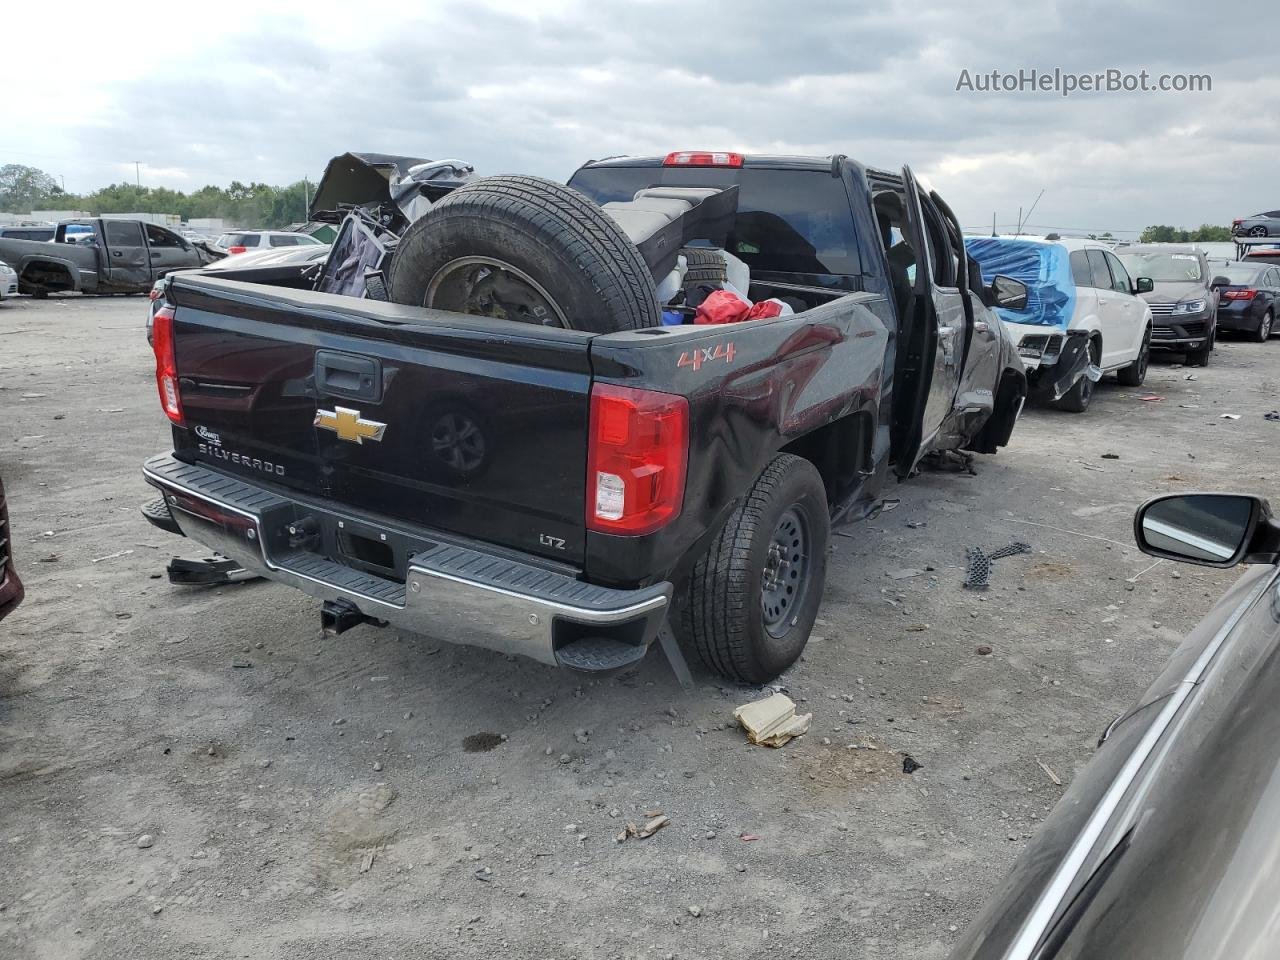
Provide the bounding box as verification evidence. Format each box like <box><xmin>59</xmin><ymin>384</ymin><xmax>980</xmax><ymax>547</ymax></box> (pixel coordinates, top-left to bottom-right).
<box><xmin>952</xmin><ymin>491</ymin><xmax>1280</xmax><ymax>960</ymax></box>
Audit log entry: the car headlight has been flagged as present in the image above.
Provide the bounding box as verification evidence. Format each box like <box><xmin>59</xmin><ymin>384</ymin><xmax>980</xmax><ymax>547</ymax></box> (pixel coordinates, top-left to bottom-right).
<box><xmin>1173</xmin><ymin>298</ymin><xmax>1207</xmax><ymax>315</ymax></box>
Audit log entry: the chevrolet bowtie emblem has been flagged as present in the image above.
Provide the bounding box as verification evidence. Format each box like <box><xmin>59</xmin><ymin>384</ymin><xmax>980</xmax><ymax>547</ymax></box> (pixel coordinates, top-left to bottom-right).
<box><xmin>314</xmin><ymin>406</ymin><xmax>387</xmax><ymax>444</ymax></box>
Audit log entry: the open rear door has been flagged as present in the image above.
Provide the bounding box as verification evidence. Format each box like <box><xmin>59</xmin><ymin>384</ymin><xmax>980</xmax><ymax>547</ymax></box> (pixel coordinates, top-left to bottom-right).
<box><xmin>891</xmin><ymin>166</ymin><xmax>965</xmax><ymax>478</ymax></box>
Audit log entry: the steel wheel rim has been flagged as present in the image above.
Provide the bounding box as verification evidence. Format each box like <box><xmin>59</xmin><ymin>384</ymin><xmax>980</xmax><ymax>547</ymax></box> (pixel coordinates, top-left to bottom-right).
<box><xmin>425</xmin><ymin>256</ymin><xmax>570</xmax><ymax>328</ymax></box>
<box><xmin>761</xmin><ymin>507</ymin><xmax>811</xmax><ymax>638</ymax></box>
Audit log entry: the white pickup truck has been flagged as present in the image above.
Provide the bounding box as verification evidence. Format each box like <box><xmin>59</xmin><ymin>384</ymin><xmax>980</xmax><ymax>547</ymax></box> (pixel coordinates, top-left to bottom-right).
<box><xmin>965</xmin><ymin>236</ymin><xmax>1154</xmax><ymax>412</ymax></box>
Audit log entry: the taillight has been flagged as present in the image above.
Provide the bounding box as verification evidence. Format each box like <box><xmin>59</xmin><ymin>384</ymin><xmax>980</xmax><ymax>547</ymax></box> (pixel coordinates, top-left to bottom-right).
<box><xmin>663</xmin><ymin>151</ymin><xmax>744</xmax><ymax>168</ymax></box>
<box><xmin>228</xmin><ymin>245</ymin><xmax>247</xmax><ymax>254</ymax></box>
<box><xmin>587</xmin><ymin>384</ymin><xmax>688</xmax><ymax>535</ymax></box>
<box><xmin>151</xmin><ymin>305</ymin><xmax>184</xmax><ymax>425</ymax></box>
<box><xmin>1223</xmin><ymin>288</ymin><xmax>1258</xmax><ymax>300</ymax></box>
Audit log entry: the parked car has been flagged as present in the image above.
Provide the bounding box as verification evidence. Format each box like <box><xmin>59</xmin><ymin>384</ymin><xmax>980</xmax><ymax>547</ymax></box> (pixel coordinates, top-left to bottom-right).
<box><xmin>966</xmin><ymin>236</ymin><xmax>1153</xmax><ymax>412</ymax></box>
<box><xmin>0</xmin><ymin>219</ymin><xmax>217</xmax><ymax>296</ymax></box>
<box><xmin>0</xmin><ymin>261</ymin><xmax>17</xmax><ymax>300</ymax></box>
<box><xmin>141</xmin><ymin>153</ymin><xmax>1027</xmax><ymax>683</ymax></box>
<box><xmin>213</xmin><ymin>231</ymin><xmax>326</xmax><ymax>254</ymax></box>
<box><xmin>950</xmin><ymin>491</ymin><xmax>1280</xmax><ymax>960</ymax></box>
<box><xmin>1243</xmin><ymin>245</ymin><xmax>1280</xmax><ymax>266</ymax></box>
<box><xmin>147</xmin><ymin>242</ymin><xmax>332</xmax><ymax>331</ymax></box>
<box><xmin>0</xmin><ymin>225</ymin><xmax>54</xmax><ymax>242</ymax></box>
<box><xmin>0</xmin><ymin>470</ymin><xmax>22</xmax><ymax>622</ymax></box>
<box><xmin>1211</xmin><ymin>260</ymin><xmax>1280</xmax><ymax>341</ymax></box>
<box><xmin>1115</xmin><ymin>244</ymin><xmax>1218</xmax><ymax>365</ymax></box>
<box><xmin>1232</xmin><ymin>209</ymin><xmax>1280</xmax><ymax>236</ymax></box>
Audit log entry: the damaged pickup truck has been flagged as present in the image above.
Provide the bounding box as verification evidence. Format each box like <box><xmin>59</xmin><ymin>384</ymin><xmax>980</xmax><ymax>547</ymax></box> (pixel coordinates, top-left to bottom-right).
<box><xmin>141</xmin><ymin>150</ymin><xmax>1027</xmax><ymax>682</ymax></box>
<box><xmin>0</xmin><ymin>218</ymin><xmax>219</xmax><ymax>296</ymax></box>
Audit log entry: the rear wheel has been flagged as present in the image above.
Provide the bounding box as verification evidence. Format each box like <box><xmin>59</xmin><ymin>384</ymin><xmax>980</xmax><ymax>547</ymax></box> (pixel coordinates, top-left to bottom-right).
<box><xmin>1249</xmin><ymin>225</ymin><xmax>1269</xmax><ymax>238</ymax></box>
<box><xmin>1116</xmin><ymin>328</ymin><xmax>1150</xmax><ymax>386</ymax></box>
<box><xmin>1054</xmin><ymin>339</ymin><xmax>1099</xmax><ymax>413</ymax></box>
<box><xmin>388</xmin><ymin>176</ymin><xmax>659</xmax><ymax>333</ymax></box>
<box><xmin>1255</xmin><ymin>310</ymin><xmax>1273</xmax><ymax>343</ymax></box>
<box><xmin>676</xmin><ymin>454</ymin><xmax>830</xmax><ymax>683</ymax></box>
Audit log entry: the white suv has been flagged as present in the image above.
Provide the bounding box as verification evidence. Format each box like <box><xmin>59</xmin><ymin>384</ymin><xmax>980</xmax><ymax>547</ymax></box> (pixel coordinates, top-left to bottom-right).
<box><xmin>214</xmin><ymin>231</ymin><xmax>326</xmax><ymax>254</ymax></box>
<box><xmin>965</xmin><ymin>236</ymin><xmax>1154</xmax><ymax>413</ymax></box>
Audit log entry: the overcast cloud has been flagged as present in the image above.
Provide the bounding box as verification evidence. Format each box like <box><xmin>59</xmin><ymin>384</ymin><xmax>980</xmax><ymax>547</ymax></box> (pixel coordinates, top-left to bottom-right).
<box><xmin>6</xmin><ymin>0</ymin><xmax>1277</xmax><ymax>235</ymax></box>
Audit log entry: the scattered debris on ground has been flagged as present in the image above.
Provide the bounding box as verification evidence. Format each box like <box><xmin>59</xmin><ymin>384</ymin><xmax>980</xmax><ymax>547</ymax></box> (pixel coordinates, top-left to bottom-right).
<box><xmin>963</xmin><ymin>541</ymin><xmax>1032</xmax><ymax>591</ymax></box>
<box><xmin>734</xmin><ymin>693</ymin><xmax>813</xmax><ymax>747</ymax></box>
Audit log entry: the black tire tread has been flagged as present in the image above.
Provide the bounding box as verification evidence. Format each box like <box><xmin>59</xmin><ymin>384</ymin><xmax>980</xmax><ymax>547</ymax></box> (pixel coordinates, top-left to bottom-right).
<box><xmin>677</xmin><ymin>454</ymin><xmax>827</xmax><ymax>683</ymax></box>
<box><xmin>389</xmin><ymin>175</ymin><xmax>658</xmax><ymax>332</ymax></box>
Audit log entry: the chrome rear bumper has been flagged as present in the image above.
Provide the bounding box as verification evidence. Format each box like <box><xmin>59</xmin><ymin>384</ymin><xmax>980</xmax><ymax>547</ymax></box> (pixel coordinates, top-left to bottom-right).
<box><xmin>142</xmin><ymin>453</ymin><xmax>670</xmax><ymax>666</ymax></box>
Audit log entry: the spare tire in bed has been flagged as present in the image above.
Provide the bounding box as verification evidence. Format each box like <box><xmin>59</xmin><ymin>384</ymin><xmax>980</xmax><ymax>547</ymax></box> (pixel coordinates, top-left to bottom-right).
<box><xmin>388</xmin><ymin>175</ymin><xmax>660</xmax><ymax>333</ymax></box>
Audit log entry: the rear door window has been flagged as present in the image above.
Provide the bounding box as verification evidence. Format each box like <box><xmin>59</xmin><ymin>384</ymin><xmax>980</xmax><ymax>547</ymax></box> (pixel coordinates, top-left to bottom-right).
<box><xmin>1085</xmin><ymin>250</ymin><xmax>1112</xmax><ymax>290</ymax></box>
<box><xmin>269</xmin><ymin>234</ymin><xmax>300</xmax><ymax>247</ymax></box>
<box><xmin>104</xmin><ymin>220</ymin><xmax>144</xmax><ymax>247</ymax></box>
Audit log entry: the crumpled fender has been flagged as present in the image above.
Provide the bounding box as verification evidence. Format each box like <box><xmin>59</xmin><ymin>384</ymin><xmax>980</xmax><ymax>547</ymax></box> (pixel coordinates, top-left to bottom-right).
<box><xmin>1029</xmin><ymin>330</ymin><xmax>1096</xmax><ymax>402</ymax></box>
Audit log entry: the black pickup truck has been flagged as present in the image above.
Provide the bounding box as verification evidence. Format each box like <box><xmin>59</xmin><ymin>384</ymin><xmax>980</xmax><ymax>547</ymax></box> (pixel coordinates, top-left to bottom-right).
<box><xmin>141</xmin><ymin>153</ymin><xmax>1027</xmax><ymax>682</ymax></box>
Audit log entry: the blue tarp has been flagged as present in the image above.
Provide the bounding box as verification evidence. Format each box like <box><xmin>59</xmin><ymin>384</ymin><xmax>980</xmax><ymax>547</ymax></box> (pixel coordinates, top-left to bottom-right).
<box><xmin>964</xmin><ymin>237</ymin><xmax>1076</xmax><ymax>329</ymax></box>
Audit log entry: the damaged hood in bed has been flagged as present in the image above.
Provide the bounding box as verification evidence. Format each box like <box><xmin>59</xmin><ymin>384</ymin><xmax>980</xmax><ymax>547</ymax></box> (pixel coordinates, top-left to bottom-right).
<box><xmin>309</xmin><ymin>152</ymin><xmax>476</xmax><ymax>223</ymax></box>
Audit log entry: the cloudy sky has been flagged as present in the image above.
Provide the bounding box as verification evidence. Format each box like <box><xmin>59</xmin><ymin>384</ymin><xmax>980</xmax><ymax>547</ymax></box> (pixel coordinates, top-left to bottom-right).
<box><xmin>5</xmin><ymin>0</ymin><xmax>1275</xmax><ymax>235</ymax></box>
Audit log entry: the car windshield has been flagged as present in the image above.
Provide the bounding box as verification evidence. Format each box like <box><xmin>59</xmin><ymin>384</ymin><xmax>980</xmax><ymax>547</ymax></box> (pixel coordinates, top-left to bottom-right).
<box><xmin>1117</xmin><ymin>252</ymin><xmax>1203</xmax><ymax>282</ymax></box>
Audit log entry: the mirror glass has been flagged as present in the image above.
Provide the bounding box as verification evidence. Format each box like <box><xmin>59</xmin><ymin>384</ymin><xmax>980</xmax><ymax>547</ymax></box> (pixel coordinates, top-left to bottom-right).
<box><xmin>1141</xmin><ymin>495</ymin><xmax>1254</xmax><ymax>563</ymax></box>
<box><xmin>992</xmin><ymin>275</ymin><xmax>1028</xmax><ymax>308</ymax></box>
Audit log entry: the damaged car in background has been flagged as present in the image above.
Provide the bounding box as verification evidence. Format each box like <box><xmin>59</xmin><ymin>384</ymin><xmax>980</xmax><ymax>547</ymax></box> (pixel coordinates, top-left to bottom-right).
<box><xmin>966</xmin><ymin>236</ymin><xmax>1154</xmax><ymax>411</ymax></box>
<box><xmin>140</xmin><ymin>149</ymin><xmax>1027</xmax><ymax>683</ymax></box>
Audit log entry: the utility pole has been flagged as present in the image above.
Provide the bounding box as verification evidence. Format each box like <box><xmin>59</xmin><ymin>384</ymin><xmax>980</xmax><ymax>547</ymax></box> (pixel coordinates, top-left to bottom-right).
<box><xmin>133</xmin><ymin>161</ymin><xmax>141</xmax><ymax>186</ymax></box>
<box><xmin>303</xmin><ymin>177</ymin><xmax>310</xmax><ymax>221</ymax></box>
<box><xmin>992</xmin><ymin>212</ymin><xmax>996</xmax><ymax>236</ymax></box>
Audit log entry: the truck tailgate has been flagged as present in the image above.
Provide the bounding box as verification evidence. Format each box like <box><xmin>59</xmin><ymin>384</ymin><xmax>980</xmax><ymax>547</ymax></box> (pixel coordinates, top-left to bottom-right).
<box><xmin>166</xmin><ymin>275</ymin><xmax>592</xmax><ymax>565</ymax></box>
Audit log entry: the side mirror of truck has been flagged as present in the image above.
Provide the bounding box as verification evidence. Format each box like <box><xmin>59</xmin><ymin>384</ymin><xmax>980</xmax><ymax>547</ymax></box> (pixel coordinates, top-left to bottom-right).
<box><xmin>1134</xmin><ymin>277</ymin><xmax>1155</xmax><ymax>294</ymax></box>
<box><xmin>989</xmin><ymin>275</ymin><xmax>1028</xmax><ymax>310</ymax></box>
<box><xmin>1134</xmin><ymin>493</ymin><xmax>1280</xmax><ymax>567</ymax></box>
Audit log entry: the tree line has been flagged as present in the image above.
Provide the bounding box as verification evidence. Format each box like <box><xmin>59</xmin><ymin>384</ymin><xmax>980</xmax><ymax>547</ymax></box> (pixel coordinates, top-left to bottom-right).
<box><xmin>0</xmin><ymin>162</ymin><xmax>1243</xmax><ymax>239</ymax></box>
<box><xmin>0</xmin><ymin>163</ymin><xmax>312</xmax><ymax>229</ymax></box>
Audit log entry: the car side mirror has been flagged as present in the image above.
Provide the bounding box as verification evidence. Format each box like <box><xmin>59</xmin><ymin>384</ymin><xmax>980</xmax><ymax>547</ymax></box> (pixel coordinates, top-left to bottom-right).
<box><xmin>1211</xmin><ymin>275</ymin><xmax>1231</xmax><ymax>289</ymax></box>
<box><xmin>1134</xmin><ymin>493</ymin><xmax>1280</xmax><ymax>567</ymax></box>
<box><xmin>1134</xmin><ymin>277</ymin><xmax>1155</xmax><ymax>294</ymax></box>
<box><xmin>989</xmin><ymin>275</ymin><xmax>1028</xmax><ymax>310</ymax></box>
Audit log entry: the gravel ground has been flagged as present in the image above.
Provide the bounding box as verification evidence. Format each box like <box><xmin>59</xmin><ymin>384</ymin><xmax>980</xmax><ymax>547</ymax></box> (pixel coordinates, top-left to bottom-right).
<box><xmin>2</xmin><ymin>294</ymin><xmax>1278</xmax><ymax>960</ymax></box>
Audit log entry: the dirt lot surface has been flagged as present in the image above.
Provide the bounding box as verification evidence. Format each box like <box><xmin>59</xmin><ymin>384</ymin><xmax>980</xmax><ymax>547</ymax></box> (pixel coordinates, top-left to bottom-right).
<box><xmin>2</xmin><ymin>294</ymin><xmax>1278</xmax><ymax>960</ymax></box>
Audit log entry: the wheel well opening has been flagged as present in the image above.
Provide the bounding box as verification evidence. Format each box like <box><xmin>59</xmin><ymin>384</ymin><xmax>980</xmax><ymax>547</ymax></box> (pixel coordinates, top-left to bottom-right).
<box><xmin>778</xmin><ymin>411</ymin><xmax>873</xmax><ymax>505</ymax></box>
<box><xmin>21</xmin><ymin>260</ymin><xmax>75</xmax><ymax>293</ymax></box>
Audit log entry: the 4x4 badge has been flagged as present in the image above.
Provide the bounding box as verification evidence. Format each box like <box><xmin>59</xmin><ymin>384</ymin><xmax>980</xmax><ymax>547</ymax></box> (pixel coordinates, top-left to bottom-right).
<box><xmin>314</xmin><ymin>406</ymin><xmax>387</xmax><ymax>444</ymax></box>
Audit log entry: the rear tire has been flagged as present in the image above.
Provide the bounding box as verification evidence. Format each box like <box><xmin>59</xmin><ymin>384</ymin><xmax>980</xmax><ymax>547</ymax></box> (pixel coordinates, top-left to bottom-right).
<box><xmin>388</xmin><ymin>176</ymin><xmax>659</xmax><ymax>333</ymax></box>
<box><xmin>676</xmin><ymin>454</ymin><xmax>829</xmax><ymax>684</ymax></box>
<box><xmin>1255</xmin><ymin>310</ymin><xmax>1273</xmax><ymax>343</ymax></box>
<box><xmin>1054</xmin><ymin>339</ymin><xmax>1099</xmax><ymax>413</ymax></box>
<box><xmin>1116</xmin><ymin>328</ymin><xmax>1150</xmax><ymax>386</ymax></box>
